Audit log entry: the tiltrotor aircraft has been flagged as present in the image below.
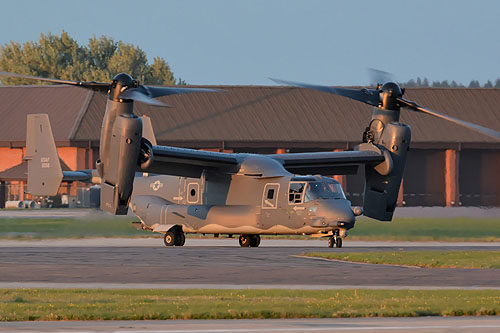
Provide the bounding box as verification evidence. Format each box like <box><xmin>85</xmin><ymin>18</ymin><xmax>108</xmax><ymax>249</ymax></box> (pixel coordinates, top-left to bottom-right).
<box><xmin>2</xmin><ymin>71</ymin><xmax>500</xmax><ymax>248</ymax></box>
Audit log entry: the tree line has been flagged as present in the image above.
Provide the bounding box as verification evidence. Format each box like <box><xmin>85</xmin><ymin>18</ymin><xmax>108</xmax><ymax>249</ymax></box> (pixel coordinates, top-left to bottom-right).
<box><xmin>0</xmin><ymin>31</ymin><xmax>185</xmax><ymax>86</ymax></box>
<box><xmin>401</xmin><ymin>77</ymin><xmax>500</xmax><ymax>88</ymax></box>
<box><xmin>1</xmin><ymin>31</ymin><xmax>498</xmax><ymax>89</ymax></box>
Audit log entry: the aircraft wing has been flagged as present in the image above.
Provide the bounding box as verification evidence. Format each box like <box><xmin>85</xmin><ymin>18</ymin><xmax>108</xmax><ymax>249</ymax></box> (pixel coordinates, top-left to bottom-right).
<box><xmin>145</xmin><ymin>146</ymin><xmax>240</xmax><ymax>178</ymax></box>
<box><xmin>269</xmin><ymin>150</ymin><xmax>386</xmax><ymax>175</ymax></box>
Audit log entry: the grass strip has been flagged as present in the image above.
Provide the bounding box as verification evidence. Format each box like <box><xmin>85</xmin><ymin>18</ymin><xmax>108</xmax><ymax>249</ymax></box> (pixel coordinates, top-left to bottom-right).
<box><xmin>0</xmin><ymin>217</ymin><xmax>151</xmax><ymax>239</ymax></box>
<box><xmin>1</xmin><ymin>216</ymin><xmax>500</xmax><ymax>242</ymax></box>
<box><xmin>1</xmin><ymin>289</ymin><xmax>500</xmax><ymax>321</ymax></box>
<box><xmin>347</xmin><ymin>217</ymin><xmax>500</xmax><ymax>242</ymax></box>
<box><xmin>304</xmin><ymin>251</ymin><xmax>500</xmax><ymax>269</ymax></box>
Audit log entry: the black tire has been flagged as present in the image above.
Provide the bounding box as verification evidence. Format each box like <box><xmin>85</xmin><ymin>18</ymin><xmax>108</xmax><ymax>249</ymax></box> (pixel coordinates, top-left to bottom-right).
<box><xmin>179</xmin><ymin>232</ymin><xmax>186</xmax><ymax>246</ymax></box>
<box><xmin>327</xmin><ymin>237</ymin><xmax>334</xmax><ymax>248</ymax></box>
<box><xmin>336</xmin><ymin>237</ymin><xmax>343</xmax><ymax>248</ymax></box>
<box><xmin>175</xmin><ymin>232</ymin><xmax>186</xmax><ymax>246</ymax></box>
<box><xmin>250</xmin><ymin>235</ymin><xmax>261</xmax><ymax>247</ymax></box>
<box><xmin>164</xmin><ymin>232</ymin><xmax>176</xmax><ymax>247</ymax></box>
<box><xmin>239</xmin><ymin>235</ymin><xmax>251</xmax><ymax>247</ymax></box>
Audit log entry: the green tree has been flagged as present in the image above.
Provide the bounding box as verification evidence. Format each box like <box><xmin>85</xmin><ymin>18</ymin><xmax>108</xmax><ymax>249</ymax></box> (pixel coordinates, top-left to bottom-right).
<box><xmin>484</xmin><ymin>80</ymin><xmax>493</xmax><ymax>88</ymax></box>
<box><xmin>0</xmin><ymin>31</ymin><xmax>180</xmax><ymax>86</ymax></box>
<box><xmin>468</xmin><ymin>80</ymin><xmax>480</xmax><ymax>88</ymax></box>
<box><xmin>145</xmin><ymin>57</ymin><xmax>176</xmax><ymax>85</ymax></box>
<box><xmin>432</xmin><ymin>80</ymin><xmax>449</xmax><ymax>88</ymax></box>
<box><xmin>404</xmin><ymin>79</ymin><xmax>417</xmax><ymax>88</ymax></box>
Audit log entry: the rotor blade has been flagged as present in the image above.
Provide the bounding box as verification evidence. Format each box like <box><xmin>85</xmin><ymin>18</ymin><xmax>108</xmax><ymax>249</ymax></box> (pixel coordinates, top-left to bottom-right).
<box><xmin>140</xmin><ymin>85</ymin><xmax>223</xmax><ymax>98</ymax></box>
<box><xmin>367</xmin><ymin>68</ymin><xmax>393</xmax><ymax>86</ymax></box>
<box><xmin>397</xmin><ymin>97</ymin><xmax>500</xmax><ymax>140</ymax></box>
<box><xmin>118</xmin><ymin>89</ymin><xmax>170</xmax><ymax>107</ymax></box>
<box><xmin>0</xmin><ymin>71</ymin><xmax>110</xmax><ymax>92</ymax></box>
<box><xmin>270</xmin><ymin>78</ymin><xmax>381</xmax><ymax>107</ymax></box>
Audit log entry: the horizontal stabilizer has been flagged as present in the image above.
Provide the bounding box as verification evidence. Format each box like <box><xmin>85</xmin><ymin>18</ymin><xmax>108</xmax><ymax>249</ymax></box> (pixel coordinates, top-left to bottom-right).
<box><xmin>62</xmin><ymin>170</ymin><xmax>93</xmax><ymax>182</ymax></box>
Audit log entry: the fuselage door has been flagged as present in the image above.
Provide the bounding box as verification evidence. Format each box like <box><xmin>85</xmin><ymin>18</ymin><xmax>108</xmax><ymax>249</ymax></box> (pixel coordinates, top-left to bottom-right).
<box><xmin>287</xmin><ymin>181</ymin><xmax>307</xmax><ymax>228</ymax></box>
<box><xmin>262</xmin><ymin>183</ymin><xmax>280</xmax><ymax>209</ymax></box>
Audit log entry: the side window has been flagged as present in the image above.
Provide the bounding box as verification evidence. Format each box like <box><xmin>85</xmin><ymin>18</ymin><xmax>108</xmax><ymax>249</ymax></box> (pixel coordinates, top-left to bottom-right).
<box><xmin>262</xmin><ymin>183</ymin><xmax>279</xmax><ymax>209</ymax></box>
<box><xmin>289</xmin><ymin>182</ymin><xmax>306</xmax><ymax>204</ymax></box>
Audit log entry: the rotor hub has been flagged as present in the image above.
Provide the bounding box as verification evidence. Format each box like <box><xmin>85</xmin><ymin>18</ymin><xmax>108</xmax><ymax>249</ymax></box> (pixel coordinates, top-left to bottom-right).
<box><xmin>110</xmin><ymin>73</ymin><xmax>138</xmax><ymax>101</ymax></box>
<box><xmin>379</xmin><ymin>81</ymin><xmax>403</xmax><ymax>110</ymax></box>
<box><xmin>380</xmin><ymin>82</ymin><xmax>403</xmax><ymax>97</ymax></box>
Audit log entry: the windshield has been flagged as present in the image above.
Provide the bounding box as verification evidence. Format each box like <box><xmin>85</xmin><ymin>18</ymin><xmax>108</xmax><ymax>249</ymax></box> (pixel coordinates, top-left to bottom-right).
<box><xmin>304</xmin><ymin>181</ymin><xmax>346</xmax><ymax>201</ymax></box>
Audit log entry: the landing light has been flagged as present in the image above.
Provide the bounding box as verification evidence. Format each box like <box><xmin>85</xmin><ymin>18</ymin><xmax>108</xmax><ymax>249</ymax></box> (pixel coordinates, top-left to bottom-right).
<box><xmin>352</xmin><ymin>206</ymin><xmax>363</xmax><ymax>216</ymax></box>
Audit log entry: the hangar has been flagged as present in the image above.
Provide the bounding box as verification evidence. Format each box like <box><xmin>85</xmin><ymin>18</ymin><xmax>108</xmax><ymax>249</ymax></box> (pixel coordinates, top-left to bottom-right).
<box><xmin>0</xmin><ymin>84</ymin><xmax>499</xmax><ymax>207</ymax></box>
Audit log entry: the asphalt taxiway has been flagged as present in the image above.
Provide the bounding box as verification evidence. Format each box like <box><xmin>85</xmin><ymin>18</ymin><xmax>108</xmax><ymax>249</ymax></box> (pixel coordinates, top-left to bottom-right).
<box><xmin>1</xmin><ymin>238</ymin><xmax>499</xmax><ymax>332</ymax></box>
<box><xmin>0</xmin><ymin>238</ymin><xmax>499</xmax><ymax>289</ymax></box>
<box><xmin>2</xmin><ymin>317</ymin><xmax>500</xmax><ymax>332</ymax></box>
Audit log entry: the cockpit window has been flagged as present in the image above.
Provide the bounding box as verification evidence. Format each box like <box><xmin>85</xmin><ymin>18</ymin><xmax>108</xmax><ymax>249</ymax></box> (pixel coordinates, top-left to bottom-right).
<box><xmin>304</xmin><ymin>181</ymin><xmax>346</xmax><ymax>202</ymax></box>
<box><xmin>289</xmin><ymin>182</ymin><xmax>306</xmax><ymax>204</ymax></box>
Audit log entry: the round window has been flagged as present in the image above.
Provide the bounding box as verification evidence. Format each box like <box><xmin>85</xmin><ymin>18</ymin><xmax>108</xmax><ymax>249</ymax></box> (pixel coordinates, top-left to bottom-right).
<box><xmin>190</xmin><ymin>189</ymin><xmax>196</xmax><ymax>196</ymax></box>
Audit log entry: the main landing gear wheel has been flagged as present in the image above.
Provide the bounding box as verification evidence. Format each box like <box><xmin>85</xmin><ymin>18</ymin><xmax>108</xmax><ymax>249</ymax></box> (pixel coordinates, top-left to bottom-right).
<box><xmin>250</xmin><ymin>235</ymin><xmax>261</xmax><ymax>247</ymax></box>
<box><xmin>239</xmin><ymin>234</ymin><xmax>251</xmax><ymax>247</ymax></box>
<box><xmin>175</xmin><ymin>232</ymin><xmax>186</xmax><ymax>246</ymax></box>
<box><xmin>164</xmin><ymin>232</ymin><xmax>176</xmax><ymax>247</ymax></box>
<box><xmin>164</xmin><ymin>231</ymin><xmax>185</xmax><ymax>247</ymax></box>
<box><xmin>239</xmin><ymin>235</ymin><xmax>261</xmax><ymax>247</ymax></box>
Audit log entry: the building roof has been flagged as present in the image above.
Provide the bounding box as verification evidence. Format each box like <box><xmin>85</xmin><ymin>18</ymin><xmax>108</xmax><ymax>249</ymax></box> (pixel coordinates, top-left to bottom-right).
<box><xmin>0</xmin><ymin>85</ymin><xmax>92</xmax><ymax>146</ymax></box>
<box><xmin>1</xmin><ymin>85</ymin><xmax>500</xmax><ymax>149</ymax></box>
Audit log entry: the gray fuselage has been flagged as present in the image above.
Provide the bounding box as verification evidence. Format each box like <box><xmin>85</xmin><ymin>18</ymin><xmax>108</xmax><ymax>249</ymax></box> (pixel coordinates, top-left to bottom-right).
<box><xmin>130</xmin><ymin>171</ymin><xmax>355</xmax><ymax>237</ymax></box>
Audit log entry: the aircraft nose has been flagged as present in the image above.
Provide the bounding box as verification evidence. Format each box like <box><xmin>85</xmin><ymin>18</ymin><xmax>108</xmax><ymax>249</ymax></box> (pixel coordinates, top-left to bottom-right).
<box><xmin>335</xmin><ymin>201</ymin><xmax>355</xmax><ymax>224</ymax></box>
<box><xmin>321</xmin><ymin>199</ymin><xmax>355</xmax><ymax>225</ymax></box>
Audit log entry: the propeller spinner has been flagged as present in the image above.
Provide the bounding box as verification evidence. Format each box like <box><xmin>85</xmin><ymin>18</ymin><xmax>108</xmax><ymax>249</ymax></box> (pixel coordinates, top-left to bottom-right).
<box><xmin>270</xmin><ymin>77</ymin><xmax>500</xmax><ymax>140</ymax></box>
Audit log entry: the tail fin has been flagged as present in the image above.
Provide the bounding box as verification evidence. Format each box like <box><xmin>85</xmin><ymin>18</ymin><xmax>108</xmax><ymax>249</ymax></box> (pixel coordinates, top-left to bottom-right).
<box><xmin>25</xmin><ymin>114</ymin><xmax>63</xmax><ymax>196</ymax></box>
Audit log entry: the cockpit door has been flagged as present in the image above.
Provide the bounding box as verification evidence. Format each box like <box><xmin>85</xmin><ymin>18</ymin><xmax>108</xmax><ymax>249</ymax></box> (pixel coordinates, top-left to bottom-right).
<box><xmin>262</xmin><ymin>183</ymin><xmax>280</xmax><ymax>209</ymax></box>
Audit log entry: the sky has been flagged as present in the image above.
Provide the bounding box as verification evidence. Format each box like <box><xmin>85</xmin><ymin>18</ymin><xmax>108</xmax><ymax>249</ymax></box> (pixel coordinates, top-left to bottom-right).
<box><xmin>1</xmin><ymin>0</ymin><xmax>499</xmax><ymax>86</ymax></box>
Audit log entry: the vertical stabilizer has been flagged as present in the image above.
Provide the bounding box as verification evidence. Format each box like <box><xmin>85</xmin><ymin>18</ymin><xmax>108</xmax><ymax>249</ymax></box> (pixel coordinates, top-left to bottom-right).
<box><xmin>25</xmin><ymin>114</ymin><xmax>63</xmax><ymax>196</ymax></box>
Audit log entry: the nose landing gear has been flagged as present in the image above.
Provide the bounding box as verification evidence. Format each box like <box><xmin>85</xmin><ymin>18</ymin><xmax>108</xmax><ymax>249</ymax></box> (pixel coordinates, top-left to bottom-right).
<box><xmin>327</xmin><ymin>230</ymin><xmax>343</xmax><ymax>248</ymax></box>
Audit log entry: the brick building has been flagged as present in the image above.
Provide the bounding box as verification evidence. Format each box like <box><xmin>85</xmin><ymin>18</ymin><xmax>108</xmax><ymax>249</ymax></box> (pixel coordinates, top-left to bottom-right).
<box><xmin>0</xmin><ymin>85</ymin><xmax>499</xmax><ymax>207</ymax></box>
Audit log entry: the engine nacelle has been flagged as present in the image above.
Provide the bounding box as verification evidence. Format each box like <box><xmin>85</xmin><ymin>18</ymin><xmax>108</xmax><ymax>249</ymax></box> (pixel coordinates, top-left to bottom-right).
<box><xmin>98</xmin><ymin>114</ymin><xmax>142</xmax><ymax>215</ymax></box>
<box><xmin>360</xmin><ymin>108</ymin><xmax>411</xmax><ymax>221</ymax></box>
